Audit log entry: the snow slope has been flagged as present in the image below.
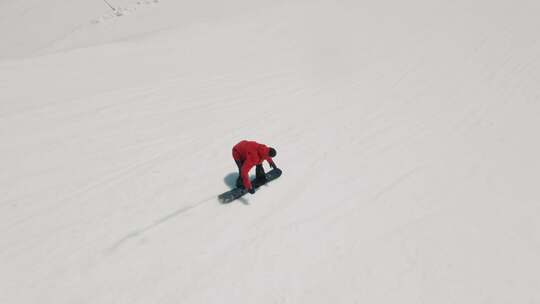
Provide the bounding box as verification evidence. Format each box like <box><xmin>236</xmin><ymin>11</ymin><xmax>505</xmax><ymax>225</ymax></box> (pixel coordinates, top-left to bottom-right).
<box><xmin>2</xmin><ymin>0</ymin><xmax>540</xmax><ymax>303</ymax></box>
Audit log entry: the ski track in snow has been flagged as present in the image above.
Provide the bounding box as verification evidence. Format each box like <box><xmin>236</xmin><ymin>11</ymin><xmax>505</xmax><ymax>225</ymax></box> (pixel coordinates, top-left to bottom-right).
<box><xmin>107</xmin><ymin>194</ymin><xmax>215</xmax><ymax>253</ymax></box>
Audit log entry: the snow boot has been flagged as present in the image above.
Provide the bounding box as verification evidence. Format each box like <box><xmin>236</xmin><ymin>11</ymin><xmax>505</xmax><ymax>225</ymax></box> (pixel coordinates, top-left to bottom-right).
<box><xmin>254</xmin><ymin>165</ymin><xmax>267</xmax><ymax>185</ymax></box>
<box><xmin>235</xmin><ymin>177</ymin><xmax>244</xmax><ymax>188</ymax></box>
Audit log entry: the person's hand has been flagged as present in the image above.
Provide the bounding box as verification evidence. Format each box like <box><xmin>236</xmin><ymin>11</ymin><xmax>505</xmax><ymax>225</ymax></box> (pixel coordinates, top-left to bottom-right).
<box><xmin>248</xmin><ymin>187</ymin><xmax>255</xmax><ymax>194</ymax></box>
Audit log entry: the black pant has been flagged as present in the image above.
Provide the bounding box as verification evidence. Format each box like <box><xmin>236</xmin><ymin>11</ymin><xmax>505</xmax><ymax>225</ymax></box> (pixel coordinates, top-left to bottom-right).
<box><xmin>235</xmin><ymin>160</ymin><xmax>265</xmax><ymax>187</ymax></box>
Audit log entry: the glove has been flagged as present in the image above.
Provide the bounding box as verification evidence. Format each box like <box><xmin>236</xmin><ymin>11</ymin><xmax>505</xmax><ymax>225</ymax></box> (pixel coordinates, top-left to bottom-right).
<box><xmin>248</xmin><ymin>187</ymin><xmax>255</xmax><ymax>194</ymax></box>
<box><xmin>270</xmin><ymin>163</ymin><xmax>278</xmax><ymax>170</ymax></box>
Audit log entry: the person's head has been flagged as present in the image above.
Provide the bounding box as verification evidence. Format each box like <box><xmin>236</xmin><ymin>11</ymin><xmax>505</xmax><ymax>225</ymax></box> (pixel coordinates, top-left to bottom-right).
<box><xmin>268</xmin><ymin>147</ymin><xmax>277</xmax><ymax>157</ymax></box>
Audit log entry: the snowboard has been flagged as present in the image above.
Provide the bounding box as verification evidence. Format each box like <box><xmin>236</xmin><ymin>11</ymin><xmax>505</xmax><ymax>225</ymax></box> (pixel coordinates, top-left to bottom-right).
<box><xmin>218</xmin><ymin>168</ymin><xmax>282</xmax><ymax>203</ymax></box>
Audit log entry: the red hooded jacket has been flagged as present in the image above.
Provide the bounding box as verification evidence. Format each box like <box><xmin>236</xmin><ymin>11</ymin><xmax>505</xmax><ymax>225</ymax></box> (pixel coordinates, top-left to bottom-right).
<box><xmin>232</xmin><ymin>140</ymin><xmax>275</xmax><ymax>190</ymax></box>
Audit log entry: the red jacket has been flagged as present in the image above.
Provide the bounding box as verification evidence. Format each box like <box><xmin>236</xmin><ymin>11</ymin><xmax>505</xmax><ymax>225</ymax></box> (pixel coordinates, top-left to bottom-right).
<box><xmin>232</xmin><ymin>140</ymin><xmax>275</xmax><ymax>189</ymax></box>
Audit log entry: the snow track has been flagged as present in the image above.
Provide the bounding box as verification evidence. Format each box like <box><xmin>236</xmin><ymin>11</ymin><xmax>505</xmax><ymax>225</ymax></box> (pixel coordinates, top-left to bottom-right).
<box><xmin>1</xmin><ymin>0</ymin><xmax>540</xmax><ymax>303</ymax></box>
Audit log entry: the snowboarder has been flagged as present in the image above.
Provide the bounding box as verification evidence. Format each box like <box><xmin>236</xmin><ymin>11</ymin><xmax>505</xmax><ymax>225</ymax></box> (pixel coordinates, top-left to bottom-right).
<box><xmin>232</xmin><ymin>140</ymin><xmax>278</xmax><ymax>194</ymax></box>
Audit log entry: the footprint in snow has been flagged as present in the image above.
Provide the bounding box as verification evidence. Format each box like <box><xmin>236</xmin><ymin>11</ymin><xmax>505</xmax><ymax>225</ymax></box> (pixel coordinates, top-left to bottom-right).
<box><xmin>91</xmin><ymin>0</ymin><xmax>160</xmax><ymax>24</ymax></box>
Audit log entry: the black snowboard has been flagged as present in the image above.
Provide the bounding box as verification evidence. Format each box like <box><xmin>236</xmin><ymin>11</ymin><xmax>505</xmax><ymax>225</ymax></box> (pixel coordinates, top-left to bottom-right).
<box><xmin>218</xmin><ymin>168</ymin><xmax>282</xmax><ymax>203</ymax></box>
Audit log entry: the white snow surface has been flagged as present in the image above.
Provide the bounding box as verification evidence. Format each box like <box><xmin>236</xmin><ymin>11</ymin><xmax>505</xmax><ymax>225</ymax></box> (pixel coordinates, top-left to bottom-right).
<box><xmin>2</xmin><ymin>0</ymin><xmax>540</xmax><ymax>303</ymax></box>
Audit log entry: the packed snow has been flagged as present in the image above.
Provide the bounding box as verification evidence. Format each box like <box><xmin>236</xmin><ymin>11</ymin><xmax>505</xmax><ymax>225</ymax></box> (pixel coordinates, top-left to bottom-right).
<box><xmin>1</xmin><ymin>0</ymin><xmax>540</xmax><ymax>303</ymax></box>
